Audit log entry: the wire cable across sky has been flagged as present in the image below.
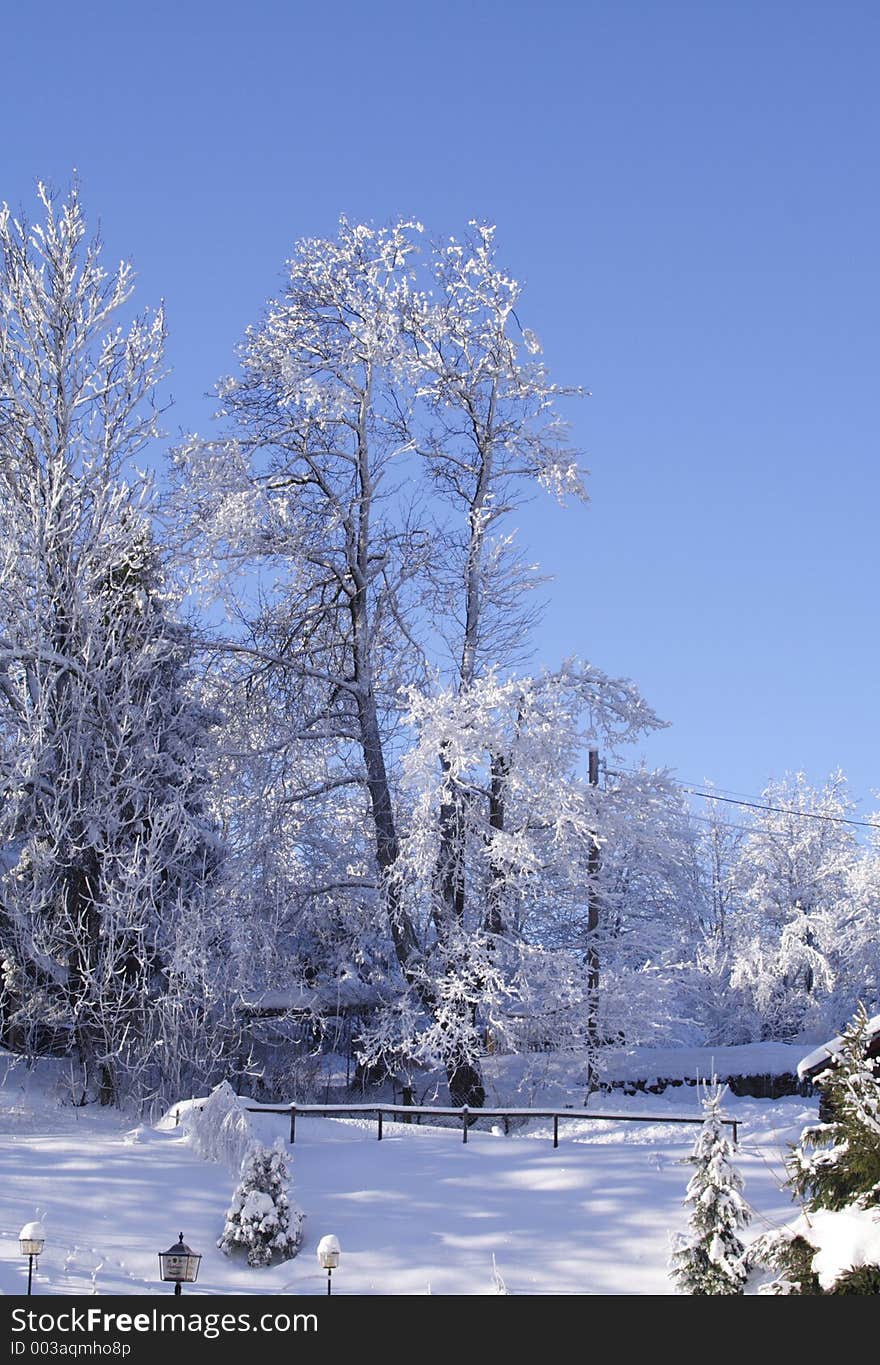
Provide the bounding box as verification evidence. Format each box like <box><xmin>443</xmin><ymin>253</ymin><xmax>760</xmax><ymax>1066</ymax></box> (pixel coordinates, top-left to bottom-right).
<box><xmin>606</xmin><ymin>768</ymin><xmax>880</xmax><ymax>832</ymax></box>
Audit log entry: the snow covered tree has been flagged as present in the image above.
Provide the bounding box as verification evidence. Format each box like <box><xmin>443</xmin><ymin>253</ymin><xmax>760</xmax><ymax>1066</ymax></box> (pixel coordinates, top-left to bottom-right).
<box><xmin>681</xmin><ymin>935</ymin><xmax>758</xmax><ymax>1048</ymax></box>
<box><xmin>790</xmin><ymin>1005</ymin><xmax>880</xmax><ymax>1212</ymax></box>
<box><xmin>398</xmin><ymin>225</ymin><xmax>586</xmax><ymax>1104</ymax></box>
<box><xmin>218</xmin><ymin>1140</ymin><xmax>304</xmax><ymax>1267</ymax></box>
<box><xmin>727</xmin><ymin>773</ymin><xmax>859</xmax><ymax>1040</ymax></box>
<box><xmin>590</xmin><ymin>763</ymin><xmax>703</xmax><ymax>1048</ymax></box>
<box><xmin>404</xmin><ymin>223</ymin><xmax>585</xmax><ymax>690</ymax></box>
<box><xmin>171</xmin><ymin>217</ymin><xmax>599</xmax><ymax>1106</ymax></box>
<box><xmin>0</xmin><ymin>183</ymin><xmax>223</xmax><ymax>1106</ymax></box>
<box><xmin>171</xmin><ymin>216</ymin><xmax>428</xmax><ymax>1025</ymax></box>
<box><xmin>835</xmin><ymin>844</ymin><xmax>880</xmax><ymax>1023</ymax></box>
<box><xmin>171</xmin><ymin>212</ymin><xmax>720</xmax><ymax>1097</ymax></box>
<box><xmin>669</xmin><ymin>1081</ymin><xmax>750</xmax><ymax>1294</ymax></box>
<box><xmin>357</xmin><ymin>662</ymin><xmax>673</xmax><ymax>1083</ymax></box>
<box><xmin>750</xmin><ymin>1005</ymin><xmax>880</xmax><ymax>1293</ymax></box>
<box><xmin>692</xmin><ymin>794</ymin><xmax>746</xmax><ymax>946</ymax></box>
<box><xmin>666</xmin><ymin>778</ymin><xmax>880</xmax><ymax>1050</ymax></box>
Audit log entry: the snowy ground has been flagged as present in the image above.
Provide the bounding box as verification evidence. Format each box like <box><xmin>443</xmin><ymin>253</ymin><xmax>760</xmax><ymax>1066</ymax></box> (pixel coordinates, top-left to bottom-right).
<box><xmin>0</xmin><ymin>1052</ymin><xmax>815</xmax><ymax>1296</ymax></box>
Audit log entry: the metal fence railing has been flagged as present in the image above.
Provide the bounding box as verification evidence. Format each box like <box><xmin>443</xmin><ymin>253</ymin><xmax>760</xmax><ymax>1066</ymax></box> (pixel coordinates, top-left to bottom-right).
<box><xmin>245</xmin><ymin>1101</ymin><xmax>740</xmax><ymax>1147</ymax></box>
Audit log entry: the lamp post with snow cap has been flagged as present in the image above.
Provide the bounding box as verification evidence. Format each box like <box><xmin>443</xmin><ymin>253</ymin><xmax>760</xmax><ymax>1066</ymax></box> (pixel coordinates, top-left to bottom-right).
<box><xmin>159</xmin><ymin>1233</ymin><xmax>202</xmax><ymax>1295</ymax></box>
<box><xmin>317</xmin><ymin>1235</ymin><xmax>341</xmax><ymax>1295</ymax></box>
<box><xmin>19</xmin><ymin>1222</ymin><xmax>45</xmax><ymax>1296</ymax></box>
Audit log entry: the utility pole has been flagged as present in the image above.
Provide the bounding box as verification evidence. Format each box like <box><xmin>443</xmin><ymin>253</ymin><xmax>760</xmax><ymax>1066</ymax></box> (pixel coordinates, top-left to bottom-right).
<box><xmin>585</xmin><ymin>747</ymin><xmax>600</xmax><ymax>1102</ymax></box>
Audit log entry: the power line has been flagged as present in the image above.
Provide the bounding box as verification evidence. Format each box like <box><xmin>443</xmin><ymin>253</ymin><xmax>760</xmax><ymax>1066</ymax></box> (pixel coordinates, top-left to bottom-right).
<box><xmin>689</xmin><ymin>813</ymin><xmax>759</xmax><ymax>836</ymax></box>
<box><xmin>606</xmin><ymin>768</ymin><xmax>880</xmax><ymax>832</ymax></box>
<box><xmin>689</xmin><ymin>812</ymin><xmax>819</xmax><ymax>838</ymax></box>
<box><xmin>679</xmin><ymin>786</ymin><xmax>880</xmax><ymax>832</ymax></box>
<box><xmin>668</xmin><ymin>777</ymin><xmax>787</xmax><ymax>803</ymax></box>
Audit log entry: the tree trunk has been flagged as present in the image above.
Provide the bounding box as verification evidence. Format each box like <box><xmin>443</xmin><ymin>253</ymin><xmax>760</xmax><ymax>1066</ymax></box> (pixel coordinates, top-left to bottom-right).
<box><xmin>447</xmin><ymin>1058</ymin><xmax>486</xmax><ymax>1109</ymax></box>
<box><xmin>432</xmin><ymin>749</ymin><xmax>486</xmax><ymax>1108</ymax></box>
<box><xmin>356</xmin><ymin>688</ymin><xmax>422</xmax><ymax>979</ymax></box>
<box><xmin>434</xmin><ymin>747</ymin><xmax>466</xmax><ymax>935</ymax></box>
<box><xmin>484</xmin><ymin>752</ymin><xmax>508</xmax><ymax>936</ymax></box>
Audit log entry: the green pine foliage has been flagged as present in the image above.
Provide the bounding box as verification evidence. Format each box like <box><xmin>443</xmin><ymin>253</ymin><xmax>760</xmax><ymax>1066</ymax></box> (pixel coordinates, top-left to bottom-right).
<box><xmin>831</xmin><ymin>1264</ymin><xmax>880</xmax><ymax>1293</ymax></box>
<box><xmin>749</xmin><ymin>1233</ymin><xmax>823</xmax><ymax>1295</ymax></box>
<box><xmin>751</xmin><ymin>1004</ymin><xmax>880</xmax><ymax>1294</ymax></box>
<box><xmin>218</xmin><ymin>1140</ymin><xmax>304</xmax><ymax>1268</ymax></box>
<box><xmin>789</xmin><ymin>1004</ymin><xmax>880</xmax><ymax>1212</ymax></box>
<box><xmin>669</xmin><ymin>1081</ymin><xmax>750</xmax><ymax>1294</ymax></box>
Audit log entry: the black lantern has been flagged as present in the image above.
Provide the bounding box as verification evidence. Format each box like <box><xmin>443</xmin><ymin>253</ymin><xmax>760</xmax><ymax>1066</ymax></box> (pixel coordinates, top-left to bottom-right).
<box><xmin>159</xmin><ymin>1233</ymin><xmax>202</xmax><ymax>1295</ymax></box>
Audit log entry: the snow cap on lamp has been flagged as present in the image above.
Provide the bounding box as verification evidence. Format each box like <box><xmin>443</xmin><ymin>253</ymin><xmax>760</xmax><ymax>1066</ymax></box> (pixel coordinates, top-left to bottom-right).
<box><xmin>19</xmin><ymin>1222</ymin><xmax>45</xmax><ymax>1255</ymax></box>
<box><xmin>317</xmin><ymin>1234</ymin><xmax>341</xmax><ymax>1269</ymax></box>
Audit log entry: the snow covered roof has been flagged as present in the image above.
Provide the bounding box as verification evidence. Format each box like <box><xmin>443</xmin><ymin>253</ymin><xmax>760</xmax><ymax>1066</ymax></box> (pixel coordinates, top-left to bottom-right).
<box><xmin>238</xmin><ymin>977</ymin><xmax>381</xmax><ymax>1015</ymax></box>
<box><xmin>797</xmin><ymin>1014</ymin><xmax>880</xmax><ymax>1080</ymax></box>
<box><xmin>239</xmin><ymin>986</ymin><xmax>318</xmax><ymax>1014</ymax></box>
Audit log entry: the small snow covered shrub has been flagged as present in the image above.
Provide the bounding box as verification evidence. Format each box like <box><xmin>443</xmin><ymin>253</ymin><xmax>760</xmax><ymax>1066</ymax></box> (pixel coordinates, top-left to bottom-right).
<box><xmin>749</xmin><ymin>1004</ymin><xmax>880</xmax><ymax>1294</ymax></box>
<box><xmin>186</xmin><ymin>1081</ymin><xmax>254</xmax><ymax>1176</ymax></box>
<box><xmin>669</xmin><ymin>1080</ymin><xmax>750</xmax><ymax>1294</ymax></box>
<box><xmin>218</xmin><ymin>1140</ymin><xmax>304</xmax><ymax>1268</ymax></box>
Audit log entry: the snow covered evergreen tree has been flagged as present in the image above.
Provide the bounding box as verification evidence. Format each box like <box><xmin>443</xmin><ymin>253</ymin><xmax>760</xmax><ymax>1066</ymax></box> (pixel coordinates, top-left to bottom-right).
<box><xmin>669</xmin><ymin>1081</ymin><xmax>750</xmax><ymax>1294</ymax></box>
<box><xmin>791</xmin><ymin>1005</ymin><xmax>880</xmax><ymax>1211</ymax></box>
<box><xmin>218</xmin><ymin>1140</ymin><xmax>304</xmax><ymax>1267</ymax></box>
<box><xmin>0</xmin><ymin>183</ymin><xmax>223</xmax><ymax>1107</ymax></box>
<box><xmin>751</xmin><ymin>1005</ymin><xmax>880</xmax><ymax>1294</ymax></box>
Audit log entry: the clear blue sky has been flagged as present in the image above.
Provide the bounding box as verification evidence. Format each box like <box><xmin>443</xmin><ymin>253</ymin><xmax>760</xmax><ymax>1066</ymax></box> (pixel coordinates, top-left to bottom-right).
<box><xmin>3</xmin><ymin>0</ymin><xmax>878</xmax><ymax>812</ymax></box>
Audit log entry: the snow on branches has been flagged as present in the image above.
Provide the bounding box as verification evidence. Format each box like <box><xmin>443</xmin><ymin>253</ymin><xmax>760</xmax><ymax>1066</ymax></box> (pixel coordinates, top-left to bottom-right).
<box><xmin>669</xmin><ymin>1081</ymin><xmax>750</xmax><ymax>1294</ymax></box>
<box><xmin>749</xmin><ymin>1005</ymin><xmax>880</xmax><ymax>1293</ymax></box>
<box><xmin>218</xmin><ymin>1140</ymin><xmax>304</xmax><ymax>1268</ymax></box>
<box><xmin>0</xmin><ymin>184</ymin><xmax>225</xmax><ymax>1109</ymax></box>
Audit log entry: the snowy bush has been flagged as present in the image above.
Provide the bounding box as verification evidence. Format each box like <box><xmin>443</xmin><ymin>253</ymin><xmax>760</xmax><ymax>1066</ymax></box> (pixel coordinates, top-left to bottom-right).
<box><xmin>218</xmin><ymin>1140</ymin><xmax>304</xmax><ymax>1267</ymax></box>
<box><xmin>669</xmin><ymin>1080</ymin><xmax>750</xmax><ymax>1294</ymax></box>
<box><xmin>185</xmin><ymin>1081</ymin><xmax>255</xmax><ymax>1177</ymax></box>
<box><xmin>182</xmin><ymin>1082</ymin><xmax>306</xmax><ymax>1267</ymax></box>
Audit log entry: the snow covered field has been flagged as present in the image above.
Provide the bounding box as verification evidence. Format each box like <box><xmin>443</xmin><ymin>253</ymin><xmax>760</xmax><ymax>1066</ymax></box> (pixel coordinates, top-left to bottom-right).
<box><xmin>0</xmin><ymin>1053</ymin><xmax>816</xmax><ymax>1296</ymax></box>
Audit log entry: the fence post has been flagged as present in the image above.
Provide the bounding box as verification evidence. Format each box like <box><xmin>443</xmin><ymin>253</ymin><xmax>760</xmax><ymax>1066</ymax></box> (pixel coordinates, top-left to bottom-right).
<box><xmin>553</xmin><ymin>1114</ymin><xmax>559</xmax><ymax>1149</ymax></box>
<box><xmin>289</xmin><ymin>1104</ymin><xmax>297</xmax><ymax>1145</ymax></box>
<box><xmin>378</xmin><ymin>1110</ymin><xmax>383</xmax><ymax>1141</ymax></box>
<box><xmin>462</xmin><ymin>1105</ymin><xmax>469</xmax><ymax>1143</ymax></box>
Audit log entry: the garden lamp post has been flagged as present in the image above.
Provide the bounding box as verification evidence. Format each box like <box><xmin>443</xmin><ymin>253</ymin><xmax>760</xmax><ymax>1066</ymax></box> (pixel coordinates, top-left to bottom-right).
<box><xmin>316</xmin><ymin>1235</ymin><xmax>341</xmax><ymax>1295</ymax></box>
<box><xmin>159</xmin><ymin>1233</ymin><xmax>202</xmax><ymax>1295</ymax></box>
<box><xmin>19</xmin><ymin>1222</ymin><xmax>45</xmax><ymax>1296</ymax></box>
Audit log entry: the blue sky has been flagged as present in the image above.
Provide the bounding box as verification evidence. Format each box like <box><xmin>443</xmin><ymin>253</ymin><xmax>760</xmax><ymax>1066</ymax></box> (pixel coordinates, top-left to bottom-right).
<box><xmin>3</xmin><ymin>1</ymin><xmax>878</xmax><ymax>813</ymax></box>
